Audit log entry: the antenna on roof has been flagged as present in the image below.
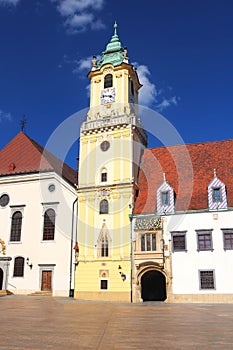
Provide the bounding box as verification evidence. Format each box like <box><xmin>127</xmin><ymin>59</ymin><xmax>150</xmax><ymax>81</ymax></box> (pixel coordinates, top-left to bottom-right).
<box><xmin>20</xmin><ymin>115</ymin><xmax>27</xmax><ymax>133</ymax></box>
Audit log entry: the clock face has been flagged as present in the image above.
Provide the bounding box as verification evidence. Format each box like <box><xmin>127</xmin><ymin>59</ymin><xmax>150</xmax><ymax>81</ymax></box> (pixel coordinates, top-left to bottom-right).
<box><xmin>101</xmin><ymin>87</ymin><xmax>115</xmax><ymax>105</ymax></box>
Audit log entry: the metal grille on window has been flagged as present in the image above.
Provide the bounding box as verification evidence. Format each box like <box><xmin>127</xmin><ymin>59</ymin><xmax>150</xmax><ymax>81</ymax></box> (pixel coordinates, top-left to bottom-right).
<box><xmin>200</xmin><ymin>270</ymin><xmax>214</xmax><ymax>289</ymax></box>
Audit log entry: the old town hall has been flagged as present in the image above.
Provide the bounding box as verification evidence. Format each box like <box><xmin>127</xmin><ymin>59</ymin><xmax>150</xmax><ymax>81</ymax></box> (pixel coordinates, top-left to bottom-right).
<box><xmin>1</xmin><ymin>24</ymin><xmax>233</xmax><ymax>303</ymax></box>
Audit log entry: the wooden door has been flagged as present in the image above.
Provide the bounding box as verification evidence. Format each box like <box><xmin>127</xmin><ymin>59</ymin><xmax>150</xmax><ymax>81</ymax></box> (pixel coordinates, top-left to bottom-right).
<box><xmin>41</xmin><ymin>270</ymin><xmax>52</xmax><ymax>291</ymax></box>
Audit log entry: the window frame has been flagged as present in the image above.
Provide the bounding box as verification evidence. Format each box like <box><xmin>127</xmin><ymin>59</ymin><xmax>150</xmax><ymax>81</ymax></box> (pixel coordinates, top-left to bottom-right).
<box><xmin>171</xmin><ymin>231</ymin><xmax>187</xmax><ymax>252</ymax></box>
<box><xmin>161</xmin><ymin>191</ymin><xmax>169</xmax><ymax>206</ymax></box>
<box><xmin>13</xmin><ymin>256</ymin><xmax>25</xmax><ymax>277</ymax></box>
<box><xmin>100</xmin><ymin>279</ymin><xmax>108</xmax><ymax>290</ymax></box>
<box><xmin>104</xmin><ymin>74</ymin><xmax>113</xmax><ymax>88</ymax></box>
<box><xmin>101</xmin><ymin>169</ymin><xmax>107</xmax><ymax>182</ymax></box>
<box><xmin>222</xmin><ymin>229</ymin><xmax>233</xmax><ymax>250</ymax></box>
<box><xmin>196</xmin><ymin>230</ymin><xmax>213</xmax><ymax>252</ymax></box>
<box><xmin>99</xmin><ymin>199</ymin><xmax>109</xmax><ymax>215</ymax></box>
<box><xmin>0</xmin><ymin>193</ymin><xmax>10</xmax><ymax>208</ymax></box>
<box><xmin>43</xmin><ymin>208</ymin><xmax>56</xmax><ymax>241</ymax></box>
<box><xmin>10</xmin><ymin>211</ymin><xmax>23</xmax><ymax>242</ymax></box>
<box><xmin>212</xmin><ymin>187</ymin><xmax>221</xmax><ymax>203</ymax></box>
<box><xmin>100</xmin><ymin>235</ymin><xmax>109</xmax><ymax>257</ymax></box>
<box><xmin>199</xmin><ymin>270</ymin><xmax>215</xmax><ymax>290</ymax></box>
<box><xmin>140</xmin><ymin>233</ymin><xmax>157</xmax><ymax>252</ymax></box>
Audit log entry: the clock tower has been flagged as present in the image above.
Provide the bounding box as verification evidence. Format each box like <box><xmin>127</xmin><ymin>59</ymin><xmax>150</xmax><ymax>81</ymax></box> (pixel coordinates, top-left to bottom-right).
<box><xmin>75</xmin><ymin>23</ymin><xmax>147</xmax><ymax>302</ymax></box>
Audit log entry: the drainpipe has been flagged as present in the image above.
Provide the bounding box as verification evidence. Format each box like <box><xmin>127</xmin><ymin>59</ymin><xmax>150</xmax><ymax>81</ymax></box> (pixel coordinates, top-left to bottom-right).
<box><xmin>69</xmin><ymin>197</ymin><xmax>78</xmax><ymax>297</ymax></box>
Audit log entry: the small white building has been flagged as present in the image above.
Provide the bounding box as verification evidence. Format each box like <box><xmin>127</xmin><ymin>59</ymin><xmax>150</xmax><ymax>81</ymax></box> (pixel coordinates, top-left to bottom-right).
<box><xmin>132</xmin><ymin>140</ymin><xmax>233</xmax><ymax>303</ymax></box>
<box><xmin>0</xmin><ymin>132</ymin><xmax>77</xmax><ymax>296</ymax></box>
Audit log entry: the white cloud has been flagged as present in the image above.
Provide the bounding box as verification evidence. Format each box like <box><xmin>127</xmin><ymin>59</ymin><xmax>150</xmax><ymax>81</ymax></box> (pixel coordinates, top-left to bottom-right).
<box><xmin>73</xmin><ymin>56</ymin><xmax>92</xmax><ymax>72</ymax></box>
<box><xmin>0</xmin><ymin>110</ymin><xmax>12</xmax><ymax>123</ymax></box>
<box><xmin>55</xmin><ymin>0</ymin><xmax>104</xmax><ymax>16</ymax></box>
<box><xmin>51</xmin><ymin>0</ymin><xmax>105</xmax><ymax>32</ymax></box>
<box><xmin>133</xmin><ymin>62</ymin><xmax>179</xmax><ymax>111</ymax></box>
<box><xmin>135</xmin><ymin>64</ymin><xmax>158</xmax><ymax>106</ymax></box>
<box><xmin>156</xmin><ymin>96</ymin><xmax>179</xmax><ymax>111</ymax></box>
<box><xmin>0</xmin><ymin>0</ymin><xmax>20</xmax><ymax>5</ymax></box>
<box><xmin>65</xmin><ymin>12</ymin><xmax>94</xmax><ymax>32</ymax></box>
<box><xmin>72</xmin><ymin>55</ymin><xmax>100</xmax><ymax>74</ymax></box>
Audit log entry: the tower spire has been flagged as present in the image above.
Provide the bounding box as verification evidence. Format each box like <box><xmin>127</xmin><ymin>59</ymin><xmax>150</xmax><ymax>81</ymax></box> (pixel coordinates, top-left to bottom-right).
<box><xmin>114</xmin><ymin>21</ymin><xmax>118</xmax><ymax>36</ymax></box>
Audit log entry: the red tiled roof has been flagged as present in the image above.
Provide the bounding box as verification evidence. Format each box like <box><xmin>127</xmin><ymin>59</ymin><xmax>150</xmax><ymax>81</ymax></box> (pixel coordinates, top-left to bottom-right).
<box><xmin>134</xmin><ymin>139</ymin><xmax>233</xmax><ymax>214</ymax></box>
<box><xmin>0</xmin><ymin>132</ymin><xmax>77</xmax><ymax>186</ymax></box>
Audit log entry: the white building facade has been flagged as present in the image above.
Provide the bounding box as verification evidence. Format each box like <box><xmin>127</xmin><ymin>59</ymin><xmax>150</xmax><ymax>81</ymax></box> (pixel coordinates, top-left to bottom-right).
<box><xmin>0</xmin><ymin>132</ymin><xmax>77</xmax><ymax>296</ymax></box>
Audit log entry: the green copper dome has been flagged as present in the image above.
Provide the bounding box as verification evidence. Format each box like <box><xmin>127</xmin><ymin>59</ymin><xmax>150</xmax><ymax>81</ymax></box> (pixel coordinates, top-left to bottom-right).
<box><xmin>95</xmin><ymin>22</ymin><xmax>127</xmax><ymax>69</ymax></box>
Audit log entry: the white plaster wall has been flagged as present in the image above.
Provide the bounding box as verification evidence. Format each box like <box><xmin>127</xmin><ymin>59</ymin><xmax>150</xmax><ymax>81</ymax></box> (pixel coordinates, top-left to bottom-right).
<box><xmin>0</xmin><ymin>172</ymin><xmax>76</xmax><ymax>296</ymax></box>
<box><xmin>164</xmin><ymin>211</ymin><xmax>233</xmax><ymax>294</ymax></box>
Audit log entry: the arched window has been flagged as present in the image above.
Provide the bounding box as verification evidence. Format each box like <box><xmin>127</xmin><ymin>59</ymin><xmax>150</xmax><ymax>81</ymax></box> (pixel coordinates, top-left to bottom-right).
<box><xmin>101</xmin><ymin>168</ymin><xmax>107</xmax><ymax>182</ymax></box>
<box><xmin>104</xmin><ymin>74</ymin><xmax>113</xmax><ymax>88</ymax></box>
<box><xmin>101</xmin><ymin>236</ymin><xmax>109</xmax><ymax>257</ymax></box>
<box><xmin>43</xmin><ymin>209</ymin><xmax>55</xmax><ymax>240</ymax></box>
<box><xmin>97</xmin><ymin>222</ymin><xmax>111</xmax><ymax>257</ymax></box>
<box><xmin>10</xmin><ymin>211</ymin><xmax>22</xmax><ymax>242</ymax></box>
<box><xmin>99</xmin><ymin>199</ymin><xmax>108</xmax><ymax>214</ymax></box>
<box><xmin>13</xmin><ymin>257</ymin><xmax>25</xmax><ymax>277</ymax></box>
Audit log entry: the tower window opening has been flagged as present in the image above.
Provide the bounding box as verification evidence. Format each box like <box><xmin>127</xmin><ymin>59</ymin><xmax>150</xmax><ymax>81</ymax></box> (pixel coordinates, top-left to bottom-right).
<box><xmin>104</xmin><ymin>74</ymin><xmax>113</xmax><ymax>88</ymax></box>
<box><xmin>131</xmin><ymin>80</ymin><xmax>134</xmax><ymax>95</ymax></box>
<box><xmin>100</xmin><ymin>199</ymin><xmax>109</xmax><ymax>214</ymax></box>
<box><xmin>101</xmin><ymin>169</ymin><xmax>107</xmax><ymax>182</ymax></box>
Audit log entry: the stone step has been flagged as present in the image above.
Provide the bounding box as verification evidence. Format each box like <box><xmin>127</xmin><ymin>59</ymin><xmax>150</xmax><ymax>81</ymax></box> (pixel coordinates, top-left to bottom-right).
<box><xmin>28</xmin><ymin>291</ymin><xmax>52</xmax><ymax>297</ymax></box>
<box><xmin>0</xmin><ymin>290</ymin><xmax>13</xmax><ymax>296</ymax></box>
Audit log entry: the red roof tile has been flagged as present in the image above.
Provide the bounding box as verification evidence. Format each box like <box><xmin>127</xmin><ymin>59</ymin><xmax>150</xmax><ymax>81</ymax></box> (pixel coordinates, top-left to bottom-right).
<box><xmin>0</xmin><ymin>132</ymin><xmax>77</xmax><ymax>186</ymax></box>
<box><xmin>134</xmin><ymin>140</ymin><xmax>233</xmax><ymax>214</ymax></box>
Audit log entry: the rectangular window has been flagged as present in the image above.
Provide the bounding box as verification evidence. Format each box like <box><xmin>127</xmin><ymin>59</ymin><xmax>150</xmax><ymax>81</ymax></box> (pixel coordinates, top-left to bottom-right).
<box><xmin>161</xmin><ymin>191</ymin><xmax>169</xmax><ymax>206</ymax></box>
<box><xmin>222</xmin><ymin>229</ymin><xmax>233</xmax><ymax>250</ymax></box>
<box><xmin>197</xmin><ymin>230</ymin><xmax>213</xmax><ymax>251</ymax></box>
<box><xmin>172</xmin><ymin>232</ymin><xmax>186</xmax><ymax>251</ymax></box>
<box><xmin>141</xmin><ymin>233</ymin><xmax>156</xmax><ymax>251</ymax></box>
<box><xmin>199</xmin><ymin>270</ymin><xmax>215</xmax><ymax>289</ymax></box>
<box><xmin>213</xmin><ymin>188</ymin><xmax>221</xmax><ymax>202</ymax></box>
<box><xmin>100</xmin><ymin>280</ymin><xmax>108</xmax><ymax>290</ymax></box>
<box><xmin>101</xmin><ymin>172</ymin><xmax>107</xmax><ymax>182</ymax></box>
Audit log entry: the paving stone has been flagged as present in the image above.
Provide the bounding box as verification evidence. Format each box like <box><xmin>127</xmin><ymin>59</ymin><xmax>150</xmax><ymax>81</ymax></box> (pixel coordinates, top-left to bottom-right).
<box><xmin>0</xmin><ymin>296</ymin><xmax>233</xmax><ymax>349</ymax></box>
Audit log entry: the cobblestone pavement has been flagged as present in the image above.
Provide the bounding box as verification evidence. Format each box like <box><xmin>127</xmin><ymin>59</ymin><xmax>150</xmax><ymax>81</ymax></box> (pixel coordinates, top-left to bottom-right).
<box><xmin>1</xmin><ymin>295</ymin><xmax>233</xmax><ymax>350</ymax></box>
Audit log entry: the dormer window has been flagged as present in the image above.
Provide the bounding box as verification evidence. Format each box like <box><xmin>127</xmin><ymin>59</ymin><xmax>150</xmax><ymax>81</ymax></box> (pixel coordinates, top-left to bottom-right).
<box><xmin>208</xmin><ymin>169</ymin><xmax>227</xmax><ymax>210</ymax></box>
<box><xmin>104</xmin><ymin>74</ymin><xmax>113</xmax><ymax>88</ymax></box>
<box><xmin>161</xmin><ymin>191</ymin><xmax>169</xmax><ymax>206</ymax></box>
<box><xmin>213</xmin><ymin>188</ymin><xmax>221</xmax><ymax>203</ymax></box>
<box><xmin>157</xmin><ymin>174</ymin><xmax>175</xmax><ymax>214</ymax></box>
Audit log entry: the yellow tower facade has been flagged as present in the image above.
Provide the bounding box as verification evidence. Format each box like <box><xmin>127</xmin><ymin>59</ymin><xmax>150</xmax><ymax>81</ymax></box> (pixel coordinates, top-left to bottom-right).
<box><xmin>74</xmin><ymin>23</ymin><xmax>147</xmax><ymax>301</ymax></box>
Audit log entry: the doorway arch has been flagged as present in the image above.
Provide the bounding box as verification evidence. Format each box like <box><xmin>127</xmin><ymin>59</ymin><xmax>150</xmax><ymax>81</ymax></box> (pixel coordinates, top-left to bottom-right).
<box><xmin>141</xmin><ymin>270</ymin><xmax>167</xmax><ymax>301</ymax></box>
<box><xmin>0</xmin><ymin>268</ymin><xmax>3</xmax><ymax>290</ymax></box>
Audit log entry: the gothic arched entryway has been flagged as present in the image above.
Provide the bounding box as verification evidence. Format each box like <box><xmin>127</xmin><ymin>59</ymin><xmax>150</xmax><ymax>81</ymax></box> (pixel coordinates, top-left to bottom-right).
<box><xmin>141</xmin><ymin>270</ymin><xmax>167</xmax><ymax>301</ymax></box>
<box><xmin>0</xmin><ymin>268</ymin><xmax>3</xmax><ymax>290</ymax></box>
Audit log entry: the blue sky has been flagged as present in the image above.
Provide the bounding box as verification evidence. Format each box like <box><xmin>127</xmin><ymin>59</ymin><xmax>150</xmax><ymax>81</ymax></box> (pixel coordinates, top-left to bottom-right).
<box><xmin>0</xmin><ymin>0</ymin><xmax>233</xmax><ymax>169</ymax></box>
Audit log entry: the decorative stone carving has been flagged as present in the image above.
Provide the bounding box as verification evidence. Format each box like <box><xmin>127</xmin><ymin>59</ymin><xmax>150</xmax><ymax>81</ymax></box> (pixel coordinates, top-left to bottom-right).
<box><xmin>134</xmin><ymin>217</ymin><xmax>162</xmax><ymax>231</ymax></box>
<box><xmin>0</xmin><ymin>239</ymin><xmax>6</xmax><ymax>255</ymax></box>
<box><xmin>97</xmin><ymin>189</ymin><xmax>111</xmax><ymax>198</ymax></box>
